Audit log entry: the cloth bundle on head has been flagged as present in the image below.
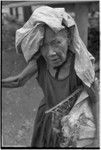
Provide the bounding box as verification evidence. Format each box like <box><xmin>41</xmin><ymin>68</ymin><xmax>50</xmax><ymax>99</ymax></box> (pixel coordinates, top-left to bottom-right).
<box><xmin>16</xmin><ymin>6</ymin><xmax>95</xmax><ymax>87</ymax></box>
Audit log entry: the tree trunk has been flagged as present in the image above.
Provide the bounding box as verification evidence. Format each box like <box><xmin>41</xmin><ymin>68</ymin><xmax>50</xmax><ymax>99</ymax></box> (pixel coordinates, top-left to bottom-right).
<box><xmin>15</xmin><ymin>7</ymin><xmax>19</xmax><ymax>19</ymax></box>
<box><xmin>23</xmin><ymin>6</ymin><xmax>32</xmax><ymax>22</ymax></box>
<box><xmin>9</xmin><ymin>8</ymin><xmax>13</xmax><ymax>15</ymax></box>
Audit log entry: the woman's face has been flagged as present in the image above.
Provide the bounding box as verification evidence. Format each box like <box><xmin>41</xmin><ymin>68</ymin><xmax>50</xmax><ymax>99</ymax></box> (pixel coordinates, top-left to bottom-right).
<box><xmin>40</xmin><ymin>27</ymin><xmax>70</xmax><ymax>68</ymax></box>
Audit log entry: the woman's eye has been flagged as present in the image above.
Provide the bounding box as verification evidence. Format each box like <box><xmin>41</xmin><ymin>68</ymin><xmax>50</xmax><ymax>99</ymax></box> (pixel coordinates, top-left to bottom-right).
<box><xmin>55</xmin><ymin>41</ymin><xmax>61</xmax><ymax>45</ymax></box>
<box><xmin>52</xmin><ymin>41</ymin><xmax>61</xmax><ymax>47</ymax></box>
<box><xmin>57</xmin><ymin>41</ymin><xmax>61</xmax><ymax>44</ymax></box>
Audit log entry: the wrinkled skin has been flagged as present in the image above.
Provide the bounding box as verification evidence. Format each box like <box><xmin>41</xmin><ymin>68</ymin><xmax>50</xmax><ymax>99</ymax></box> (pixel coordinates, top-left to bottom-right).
<box><xmin>40</xmin><ymin>27</ymin><xmax>70</xmax><ymax>68</ymax></box>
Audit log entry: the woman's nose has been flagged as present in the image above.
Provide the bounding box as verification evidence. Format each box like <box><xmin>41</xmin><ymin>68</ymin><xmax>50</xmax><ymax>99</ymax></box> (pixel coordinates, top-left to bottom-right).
<box><xmin>48</xmin><ymin>47</ymin><xmax>56</xmax><ymax>57</ymax></box>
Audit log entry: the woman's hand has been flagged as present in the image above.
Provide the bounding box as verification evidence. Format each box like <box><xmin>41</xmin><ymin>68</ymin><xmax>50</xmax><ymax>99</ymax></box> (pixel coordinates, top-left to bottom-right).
<box><xmin>2</xmin><ymin>59</ymin><xmax>38</xmax><ymax>88</ymax></box>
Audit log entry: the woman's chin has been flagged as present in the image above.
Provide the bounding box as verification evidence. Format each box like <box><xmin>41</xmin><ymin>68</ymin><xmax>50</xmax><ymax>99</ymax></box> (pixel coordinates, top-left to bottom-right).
<box><xmin>51</xmin><ymin>62</ymin><xmax>63</xmax><ymax>68</ymax></box>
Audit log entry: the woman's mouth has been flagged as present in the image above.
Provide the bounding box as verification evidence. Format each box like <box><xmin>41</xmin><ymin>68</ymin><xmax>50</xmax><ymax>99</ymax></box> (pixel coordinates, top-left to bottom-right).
<box><xmin>46</xmin><ymin>54</ymin><xmax>64</xmax><ymax>67</ymax></box>
<box><xmin>49</xmin><ymin>58</ymin><xmax>62</xmax><ymax>67</ymax></box>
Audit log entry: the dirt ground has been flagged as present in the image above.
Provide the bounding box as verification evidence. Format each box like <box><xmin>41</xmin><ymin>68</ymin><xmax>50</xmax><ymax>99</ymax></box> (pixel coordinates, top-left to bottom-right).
<box><xmin>2</xmin><ymin>49</ymin><xmax>44</xmax><ymax>147</ymax></box>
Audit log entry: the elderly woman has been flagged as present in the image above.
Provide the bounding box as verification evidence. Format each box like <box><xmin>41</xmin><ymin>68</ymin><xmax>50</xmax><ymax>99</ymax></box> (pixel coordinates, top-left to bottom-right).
<box><xmin>2</xmin><ymin>6</ymin><xmax>99</xmax><ymax>148</ymax></box>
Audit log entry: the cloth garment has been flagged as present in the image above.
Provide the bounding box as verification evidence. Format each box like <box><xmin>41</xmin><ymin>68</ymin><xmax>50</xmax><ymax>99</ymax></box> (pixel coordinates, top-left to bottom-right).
<box><xmin>31</xmin><ymin>53</ymin><xmax>95</xmax><ymax>148</ymax></box>
<box><xmin>15</xmin><ymin>6</ymin><xmax>95</xmax><ymax>87</ymax></box>
<box><xmin>60</xmin><ymin>96</ymin><xmax>96</xmax><ymax>147</ymax></box>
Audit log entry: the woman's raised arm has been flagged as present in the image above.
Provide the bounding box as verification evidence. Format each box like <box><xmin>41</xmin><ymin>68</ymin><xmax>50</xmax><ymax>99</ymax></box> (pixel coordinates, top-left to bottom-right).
<box><xmin>2</xmin><ymin>59</ymin><xmax>38</xmax><ymax>88</ymax></box>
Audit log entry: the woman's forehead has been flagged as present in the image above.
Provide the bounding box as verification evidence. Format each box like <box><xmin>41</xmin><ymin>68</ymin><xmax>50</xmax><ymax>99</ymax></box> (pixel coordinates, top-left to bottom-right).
<box><xmin>44</xmin><ymin>26</ymin><xmax>68</xmax><ymax>44</ymax></box>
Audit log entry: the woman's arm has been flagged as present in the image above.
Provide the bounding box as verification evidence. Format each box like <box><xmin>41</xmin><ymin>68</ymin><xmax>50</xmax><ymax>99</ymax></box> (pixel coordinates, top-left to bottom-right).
<box><xmin>2</xmin><ymin>59</ymin><xmax>38</xmax><ymax>88</ymax></box>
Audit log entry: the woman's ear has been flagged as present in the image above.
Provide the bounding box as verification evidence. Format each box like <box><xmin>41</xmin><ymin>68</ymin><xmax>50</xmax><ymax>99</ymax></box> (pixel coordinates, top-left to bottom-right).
<box><xmin>67</xmin><ymin>33</ymin><xmax>72</xmax><ymax>50</ymax></box>
<box><xmin>68</xmin><ymin>37</ymin><xmax>71</xmax><ymax>46</ymax></box>
<box><xmin>68</xmin><ymin>26</ymin><xmax>75</xmax><ymax>53</ymax></box>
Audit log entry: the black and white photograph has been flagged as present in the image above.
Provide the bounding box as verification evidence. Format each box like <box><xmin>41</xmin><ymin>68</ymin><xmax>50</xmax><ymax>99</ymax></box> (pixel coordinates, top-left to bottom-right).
<box><xmin>1</xmin><ymin>0</ymin><xmax>100</xmax><ymax>148</ymax></box>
